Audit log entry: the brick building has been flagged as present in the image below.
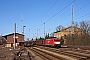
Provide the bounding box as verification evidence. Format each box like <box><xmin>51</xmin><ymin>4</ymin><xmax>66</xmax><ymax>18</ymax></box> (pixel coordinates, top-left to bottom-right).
<box><xmin>3</xmin><ymin>33</ymin><xmax>24</xmax><ymax>47</ymax></box>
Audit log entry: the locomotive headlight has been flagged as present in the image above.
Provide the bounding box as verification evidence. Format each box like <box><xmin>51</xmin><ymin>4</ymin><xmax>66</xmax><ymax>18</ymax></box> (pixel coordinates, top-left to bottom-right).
<box><xmin>48</xmin><ymin>41</ymin><xmax>50</xmax><ymax>43</ymax></box>
<box><xmin>54</xmin><ymin>42</ymin><xmax>60</xmax><ymax>44</ymax></box>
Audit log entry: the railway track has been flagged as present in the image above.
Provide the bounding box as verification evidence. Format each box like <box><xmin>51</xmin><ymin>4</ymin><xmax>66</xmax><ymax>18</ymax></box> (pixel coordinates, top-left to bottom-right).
<box><xmin>32</xmin><ymin>46</ymin><xmax>90</xmax><ymax>60</ymax></box>
<box><xmin>29</xmin><ymin>47</ymin><xmax>66</xmax><ymax>60</ymax></box>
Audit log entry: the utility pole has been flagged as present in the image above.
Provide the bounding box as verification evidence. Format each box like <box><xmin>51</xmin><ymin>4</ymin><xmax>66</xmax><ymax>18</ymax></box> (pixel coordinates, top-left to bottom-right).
<box><xmin>38</xmin><ymin>29</ymin><xmax>40</xmax><ymax>38</ymax></box>
<box><xmin>29</xmin><ymin>29</ymin><xmax>30</xmax><ymax>40</ymax></box>
<box><xmin>22</xmin><ymin>26</ymin><xmax>26</xmax><ymax>41</ymax></box>
<box><xmin>37</xmin><ymin>29</ymin><xmax>38</xmax><ymax>39</ymax></box>
<box><xmin>21</xmin><ymin>15</ymin><xmax>23</xmax><ymax>34</ymax></box>
<box><xmin>21</xmin><ymin>15</ymin><xmax>26</xmax><ymax>41</ymax></box>
<box><xmin>71</xmin><ymin>4</ymin><xmax>74</xmax><ymax>46</ymax></box>
<box><xmin>14</xmin><ymin>23</ymin><xmax>16</xmax><ymax>49</ymax></box>
<box><xmin>71</xmin><ymin>4</ymin><xmax>74</xmax><ymax>35</ymax></box>
<box><xmin>44</xmin><ymin>22</ymin><xmax>45</xmax><ymax>39</ymax></box>
<box><xmin>22</xmin><ymin>26</ymin><xmax>26</xmax><ymax>35</ymax></box>
<box><xmin>33</xmin><ymin>33</ymin><xmax>34</xmax><ymax>39</ymax></box>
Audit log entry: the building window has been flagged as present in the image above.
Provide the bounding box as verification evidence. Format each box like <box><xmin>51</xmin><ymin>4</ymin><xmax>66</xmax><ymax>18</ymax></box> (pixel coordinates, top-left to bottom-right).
<box><xmin>68</xmin><ymin>34</ymin><xmax>70</xmax><ymax>37</ymax></box>
<box><xmin>64</xmin><ymin>34</ymin><xmax>66</xmax><ymax>37</ymax></box>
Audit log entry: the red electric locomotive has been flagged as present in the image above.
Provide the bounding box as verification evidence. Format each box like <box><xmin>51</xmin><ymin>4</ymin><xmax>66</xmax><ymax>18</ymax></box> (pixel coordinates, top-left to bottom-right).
<box><xmin>45</xmin><ymin>37</ymin><xmax>62</xmax><ymax>47</ymax></box>
<box><xmin>35</xmin><ymin>37</ymin><xmax>63</xmax><ymax>47</ymax></box>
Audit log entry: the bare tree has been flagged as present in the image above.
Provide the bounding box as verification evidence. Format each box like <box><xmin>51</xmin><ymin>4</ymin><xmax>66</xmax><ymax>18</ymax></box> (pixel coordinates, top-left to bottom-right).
<box><xmin>66</xmin><ymin>20</ymin><xmax>90</xmax><ymax>46</ymax></box>
<box><xmin>74</xmin><ymin>22</ymin><xmax>79</xmax><ymax>27</ymax></box>
<box><xmin>50</xmin><ymin>32</ymin><xmax>54</xmax><ymax>37</ymax></box>
<box><xmin>80</xmin><ymin>20</ymin><xmax>90</xmax><ymax>35</ymax></box>
<box><xmin>0</xmin><ymin>36</ymin><xmax>7</xmax><ymax>45</ymax></box>
<box><xmin>56</xmin><ymin>25</ymin><xmax>66</xmax><ymax>32</ymax></box>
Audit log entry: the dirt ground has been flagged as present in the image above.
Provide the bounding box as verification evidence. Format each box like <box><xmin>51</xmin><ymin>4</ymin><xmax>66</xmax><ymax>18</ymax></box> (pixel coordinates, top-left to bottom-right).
<box><xmin>0</xmin><ymin>45</ymin><xmax>90</xmax><ymax>60</ymax></box>
<box><xmin>0</xmin><ymin>45</ymin><xmax>33</xmax><ymax>60</ymax></box>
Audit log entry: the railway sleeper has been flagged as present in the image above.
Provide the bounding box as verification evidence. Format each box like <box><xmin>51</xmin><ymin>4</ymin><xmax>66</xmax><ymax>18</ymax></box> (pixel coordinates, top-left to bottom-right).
<box><xmin>50</xmin><ymin>49</ymin><xmax>90</xmax><ymax>60</ymax></box>
<box><xmin>79</xmin><ymin>57</ymin><xmax>89</xmax><ymax>60</ymax></box>
<box><xmin>32</xmin><ymin>47</ymin><xmax>77</xmax><ymax>60</ymax></box>
<box><xmin>65</xmin><ymin>51</ymin><xmax>90</xmax><ymax>58</ymax></box>
<box><xmin>30</xmin><ymin>48</ymin><xmax>49</xmax><ymax>59</ymax></box>
<box><xmin>34</xmin><ymin>46</ymin><xmax>90</xmax><ymax>60</ymax></box>
<box><xmin>62</xmin><ymin>52</ymin><xmax>87</xmax><ymax>59</ymax></box>
<box><xmin>31</xmin><ymin>48</ymin><xmax>62</xmax><ymax>60</ymax></box>
<box><xmin>31</xmin><ymin>49</ymin><xmax>57</xmax><ymax>60</ymax></box>
<box><xmin>46</xmin><ymin>50</ymin><xmax>87</xmax><ymax>60</ymax></box>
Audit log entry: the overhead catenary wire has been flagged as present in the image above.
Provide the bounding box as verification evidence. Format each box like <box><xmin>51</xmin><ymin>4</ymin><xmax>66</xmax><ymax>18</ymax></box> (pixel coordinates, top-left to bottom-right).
<box><xmin>34</xmin><ymin>0</ymin><xmax>58</xmax><ymax>29</ymax></box>
<box><xmin>45</xmin><ymin>2</ymin><xmax>90</xmax><ymax>33</ymax></box>
<box><xmin>30</xmin><ymin>0</ymin><xmax>59</xmax><ymax>37</ymax></box>
<box><xmin>46</xmin><ymin>2</ymin><xmax>90</xmax><ymax>29</ymax></box>
<box><xmin>74</xmin><ymin>2</ymin><xmax>90</xmax><ymax>13</ymax></box>
<box><xmin>40</xmin><ymin>0</ymin><xmax>58</xmax><ymax>21</ymax></box>
<box><xmin>31</xmin><ymin>0</ymin><xmax>90</xmax><ymax>38</ymax></box>
<box><xmin>43</xmin><ymin>0</ymin><xmax>76</xmax><ymax>34</ymax></box>
<box><xmin>45</xmin><ymin>1</ymin><xmax>90</xmax><ymax>33</ymax></box>
<box><xmin>75</xmin><ymin>13</ymin><xmax>90</xmax><ymax>20</ymax></box>
<box><xmin>44</xmin><ymin>0</ymin><xmax>76</xmax><ymax>23</ymax></box>
<box><xmin>31</xmin><ymin>0</ymin><xmax>76</xmax><ymax>38</ymax></box>
<box><xmin>34</xmin><ymin>0</ymin><xmax>76</xmax><ymax>31</ymax></box>
<box><xmin>46</xmin><ymin>13</ymin><xmax>90</xmax><ymax>33</ymax></box>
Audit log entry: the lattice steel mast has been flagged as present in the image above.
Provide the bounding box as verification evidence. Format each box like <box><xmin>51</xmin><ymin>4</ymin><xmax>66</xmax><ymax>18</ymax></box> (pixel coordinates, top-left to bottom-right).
<box><xmin>71</xmin><ymin>4</ymin><xmax>74</xmax><ymax>35</ymax></box>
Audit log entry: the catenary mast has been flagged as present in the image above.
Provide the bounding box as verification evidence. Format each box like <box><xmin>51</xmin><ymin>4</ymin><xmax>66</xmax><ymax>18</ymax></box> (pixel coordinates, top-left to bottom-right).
<box><xmin>71</xmin><ymin>4</ymin><xmax>74</xmax><ymax>35</ymax></box>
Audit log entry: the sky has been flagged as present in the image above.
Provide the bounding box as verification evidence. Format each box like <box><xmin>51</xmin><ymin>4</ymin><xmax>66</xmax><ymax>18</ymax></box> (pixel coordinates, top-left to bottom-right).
<box><xmin>0</xmin><ymin>0</ymin><xmax>90</xmax><ymax>40</ymax></box>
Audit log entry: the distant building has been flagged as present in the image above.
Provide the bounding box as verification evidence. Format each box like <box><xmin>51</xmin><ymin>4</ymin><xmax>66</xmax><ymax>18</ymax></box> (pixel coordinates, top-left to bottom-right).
<box><xmin>54</xmin><ymin>26</ymin><xmax>86</xmax><ymax>44</ymax></box>
<box><xmin>3</xmin><ymin>33</ymin><xmax>24</xmax><ymax>47</ymax></box>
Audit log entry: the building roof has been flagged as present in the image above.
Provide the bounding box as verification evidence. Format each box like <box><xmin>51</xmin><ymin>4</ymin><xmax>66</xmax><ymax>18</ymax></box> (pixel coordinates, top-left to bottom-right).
<box><xmin>54</xmin><ymin>26</ymin><xmax>81</xmax><ymax>33</ymax></box>
<box><xmin>3</xmin><ymin>33</ymin><xmax>24</xmax><ymax>37</ymax></box>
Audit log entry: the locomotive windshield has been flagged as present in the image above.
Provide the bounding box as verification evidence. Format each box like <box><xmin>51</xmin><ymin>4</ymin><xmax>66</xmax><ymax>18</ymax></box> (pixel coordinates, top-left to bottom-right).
<box><xmin>46</xmin><ymin>37</ymin><xmax>56</xmax><ymax>39</ymax></box>
<box><xmin>46</xmin><ymin>38</ymin><xmax>51</xmax><ymax>40</ymax></box>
